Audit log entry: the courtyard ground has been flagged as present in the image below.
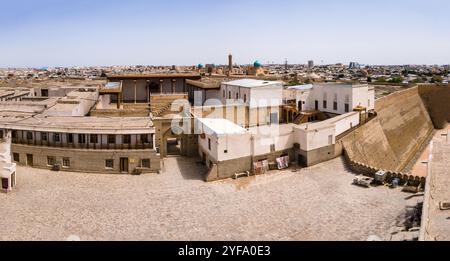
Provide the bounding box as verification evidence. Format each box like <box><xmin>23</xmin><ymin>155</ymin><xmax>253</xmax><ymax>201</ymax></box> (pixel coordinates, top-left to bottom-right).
<box><xmin>1</xmin><ymin>156</ymin><xmax>415</xmax><ymax>241</ymax></box>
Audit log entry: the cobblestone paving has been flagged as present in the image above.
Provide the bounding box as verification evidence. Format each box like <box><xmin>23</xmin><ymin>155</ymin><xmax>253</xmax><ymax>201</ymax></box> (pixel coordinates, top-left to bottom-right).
<box><xmin>0</xmin><ymin>157</ymin><xmax>412</xmax><ymax>241</ymax></box>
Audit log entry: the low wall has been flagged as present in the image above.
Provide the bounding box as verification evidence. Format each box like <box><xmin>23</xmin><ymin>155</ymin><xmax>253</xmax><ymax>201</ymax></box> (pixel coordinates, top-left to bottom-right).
<box><xmin>204</xmin><ymin>149</ymin><xmax>294</xmax><ymax>181</ymax></box>
<box><xmin>343</xmin><ymin>151</ymin><xmax>426</xmax><ymax>187</ymax></box>
<box><xmin>296</xmin><ymin>145</ymin><xmax>336</xmax><ymax>167</ymax></box>
<box><xmin>12</xmin><ymin>144</ymin><xmax>161</xmax><ymax>174</ymax></box>
<box><xmin>204</xmin><ymin>156</ymin><xmax>252</xmax><ymax>182</ymax></box>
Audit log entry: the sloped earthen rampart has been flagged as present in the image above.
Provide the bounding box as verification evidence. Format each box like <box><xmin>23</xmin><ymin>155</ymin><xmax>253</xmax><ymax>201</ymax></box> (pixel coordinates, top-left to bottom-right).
<box><xmin>340</xmin><ymin>87</ymin><xmax>434</xmax><ymax>173</ymax></box>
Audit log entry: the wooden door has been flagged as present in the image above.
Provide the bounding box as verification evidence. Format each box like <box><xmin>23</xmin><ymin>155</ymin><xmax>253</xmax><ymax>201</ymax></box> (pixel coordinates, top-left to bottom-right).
<box><xmin>120</xmin><ymin>158</ymin><xmax>129</xmax><ymax>173</ymax></box>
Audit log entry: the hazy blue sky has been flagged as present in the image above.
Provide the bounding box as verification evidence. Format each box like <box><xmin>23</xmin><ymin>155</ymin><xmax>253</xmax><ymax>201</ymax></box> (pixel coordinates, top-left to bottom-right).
<box><xmin>1</xmin><ymin>0</ymin><xmax>449</xmax><ymax>67</ymax></box>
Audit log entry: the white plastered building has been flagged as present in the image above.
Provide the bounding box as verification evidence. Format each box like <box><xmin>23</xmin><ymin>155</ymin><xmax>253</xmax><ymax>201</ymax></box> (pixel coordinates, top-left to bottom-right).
<box><xmin>285</xmin><ymin>83</ymin><xmax>375</xmax><ymax>114</ymax></box>
<box><xmin>0</xmin><ymin>130</ymin><xmax>17</xmax><ymax>192</ymax></box>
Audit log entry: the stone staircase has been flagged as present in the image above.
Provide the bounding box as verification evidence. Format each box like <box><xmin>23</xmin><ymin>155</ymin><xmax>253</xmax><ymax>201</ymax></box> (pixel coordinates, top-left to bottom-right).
<box><xmin>150</xmin><ymin>94</ymin><xmax>188</xmax><ymax>117</ymax></box>
<box><xmin>293</xmin><ymin>111</ymin><xmax>328</xmax><ymax>125</ymax></box>
<box><xmin>152</xmin><ymin>102</ymin><xmax>173</xmax><ymax>117</ymax></box>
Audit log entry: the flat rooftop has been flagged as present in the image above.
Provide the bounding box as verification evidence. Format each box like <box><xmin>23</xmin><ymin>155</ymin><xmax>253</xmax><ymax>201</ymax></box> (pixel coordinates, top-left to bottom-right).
<box><xmin>197</xmin><ymin>118</ymin><xmax>248</xmax><ymax>136</ymax></box>
<box><xmin>295</xmin><ymin>111</ymin><xmax>360</xmax><ymax>132</ymax></box>
<box><xmin>0</xmin><ymin>90</ymin><xmax>15</xmax><ymax>98</ymax></box>
<box><xmin>0</xmin><ymin>112</ymin><xmax>34</xmax><ymax>123</ymax></box>
<box><xmin>1</xmin><ymin>116</ymin><xmax>154</xmax><ymax>134</ymax></box>
<box><xmin>186</xmin><ymin>79</ymin><xmax>221</xmax><ymax>89</ymax></box>
<box><xmin>314</xmin><ymin>83</ymin><xmax>369</xmax><ymax>89</ymax></box>
<box><xmin>105</xmin><ymin>82</ymin><xmax>121</xmax><ymax>89</ymax></box>
<box><xmin>249</xmin><ymin>123</ymin><xmax>295</xmax><ymax>137</ymax></box>
<box><xmin>107</xmin><ymin>73</ymin><xmax>201</xmax><ymax>80</ymax></box>
<box><xmin>287</xmin><ymin>84</ymin><xmax>314</xmax><ymax>91</ymax></box>
<box><xmin>224</xmin><ymin>79</ymin><xmax>282</xmax><ymax>88</ymax></box>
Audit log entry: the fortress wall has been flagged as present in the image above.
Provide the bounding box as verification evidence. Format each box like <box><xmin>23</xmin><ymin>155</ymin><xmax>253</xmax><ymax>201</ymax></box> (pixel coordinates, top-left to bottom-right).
<box><xmin>418</xmin><ymin>84</ymin><xmax>450</xmax><ymax>129</ymax></box>
<box><xmin>340</xmin><ymin>87</ymin><xmax>434</xmax><ymax>173</ymax></box>
<box><xmin>340</xmin><ymin>120</ymin><xmax>399</xmax><ymax>170</ymax></box>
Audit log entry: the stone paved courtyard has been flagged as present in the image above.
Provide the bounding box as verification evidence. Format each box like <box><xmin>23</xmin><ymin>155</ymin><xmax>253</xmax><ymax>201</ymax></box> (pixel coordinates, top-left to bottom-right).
<box><xmin>0</xmin><ymin>157</ymin><xmax>413</xmax><ymax>241</ymax></box>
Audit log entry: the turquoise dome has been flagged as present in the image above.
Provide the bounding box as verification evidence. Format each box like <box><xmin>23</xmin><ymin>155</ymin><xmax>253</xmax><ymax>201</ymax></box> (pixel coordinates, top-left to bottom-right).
<box><xmin>197</xmin><ymin>64</ymin><xmax>204</xmax><ymax>69</ymax></box>
<box><xmin>253</xmin><ymin>60</ymin><xmax>262</xmax><ymax>68</ymax></box>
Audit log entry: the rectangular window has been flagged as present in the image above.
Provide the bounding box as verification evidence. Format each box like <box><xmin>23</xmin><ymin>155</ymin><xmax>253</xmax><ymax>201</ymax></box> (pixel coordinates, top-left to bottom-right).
<box><xmin>228</xmin><ymin>91</ymin><xmax>231</xmax><ymax>99</ymax></box>
<box><xmin>345</xmin><ymin>103</ymin><xmax>350</xmax><ymax>113</ymax></box>
<box><xmin>90</xmin><ymin>134</ymin><xmax>98</xmax><ymax>144</ymax></box>
<box><xmin>105</xmin><ymin>159</ymin><xmax>114</xmax><ymax>169</ymax></box>
<box><xmin>236</xmin><ymin>93</ymin><xmax>239</xmax><ymax>99</ymax></box>
<box><xmin>208</xmin><ymin>138</ymin><xmax>211</xmax><ymax>151</ymax></box>
<box><xmin>108</xmin><ymin>135</ymin><xmax>116</xmax><ymax>144</ymax></box>
<box><xmin>41</xmin><ymin>89</ymin><xmax>48</xmax><ymax>97</ymax></box>
<box><xmin>123</xmin><ymin>135</ymin><xmax>131</xmax><ymax>144</ymax></box>
<box><xmin>41</xmin><ymin>132</ymin><xmax>48</xmax><ymax>141</ymax></box>
<box><xmin>47</xmin><ymin>156</ymin><xmax>56</xmax><ymax>166</ymax></box>
<box><xmin>12</xmin><ymin>131</ymin><xmax>17</xmax><ymax>139</ymax></box>
<box><xmin>13</xmin><ymin>153</ymin><xmax>20</xmax><ymax>162</ymax></box>
<box><xmin>333</xmin><ymin>102</ymin><xmax>338</xmax><ymax>111</ymax></box>
<box><xmin>62</xmin><ymin>157</ymin><xmax>70</xmax><ymax>168</ymax></box>
<box><xmin>323</xmin><ymin>100</ymin><xmax>327</xmax><ymax>109</ymax></box>
<box><xmin>244</xmin><ymin>94</ymin><xmax>247</xmax><ymax>103</ymax></box>
<box><xmin>0</xmin><ymin>130</ymin><xmax>3</xmax><ymax>139</ymax></box>
<box><xmin>78</xmin><ymin>134</ymin><xmax>86</xmax><ymax>144</ymax></box>
<box><xmin>270</xmin><ymin>113</ymin><xmax>279</xmax><ymax>124</ymax></box>
<box><xmin>270</xmin><ymin>144</ymin><xmax>276</xmax><ymax>152</ymax></box>
<box><xmin>54</xmin><ymin>133</ymin><xmax>60</xmax><ymax>142</ymax></box>
<box><xmin>67</xmin><ymin>133</ymin><xmax>74</xmax><ymax>143</ymax></box>
<box><xmin>141</xmin><ymin>159</ymin><xmax>150</xmax><ymax>168</ymax></box>
<box><xmin>26</xmin><ymin>131</ymin><xmax>33</xmax><ymax>140</ymax></box>
<box><xmin>140</xmin><ymin>134</ymin><xmax>149</xmax><ymax>144</ymax></box>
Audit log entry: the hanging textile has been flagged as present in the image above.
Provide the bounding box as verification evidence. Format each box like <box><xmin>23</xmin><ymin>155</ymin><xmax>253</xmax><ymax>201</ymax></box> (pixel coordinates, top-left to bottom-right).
<box><xmin>253</xmin><ymin>161</ymin><xmax>262</xmax><ymax>175</ymax></box>
<box><xmin>261</xmin><ymin>160</ymin><xmax>269</xmax><ymax>173</ymax></box>
<box><xmin>254</xmin><ymin>160</ymin><xmax>270</xmax><ymax>175</ymax></box>
<box><xmin>276</xmin><ymin>156</ymin><xmax>290</xmax><ymax>170</ymax></box>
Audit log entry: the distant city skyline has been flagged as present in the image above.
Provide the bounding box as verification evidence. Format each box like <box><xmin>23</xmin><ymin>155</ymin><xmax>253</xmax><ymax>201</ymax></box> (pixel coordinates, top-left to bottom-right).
<box><xmin>1</xmin><ymin>0</ymin><xmax>449</xmax><ymax>67</ymax></box>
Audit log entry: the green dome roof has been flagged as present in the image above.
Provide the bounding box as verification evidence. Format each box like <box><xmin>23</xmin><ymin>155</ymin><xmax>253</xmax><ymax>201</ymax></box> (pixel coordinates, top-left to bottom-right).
<box><xmin>197</xmin><ymin>64</ymin><xmax>204</xmax><ymax>69</ymax></box>
<box><xmin>253</xmin><ymin>61</ymin><xmax>262</xmax><ymax>68</ymax></box>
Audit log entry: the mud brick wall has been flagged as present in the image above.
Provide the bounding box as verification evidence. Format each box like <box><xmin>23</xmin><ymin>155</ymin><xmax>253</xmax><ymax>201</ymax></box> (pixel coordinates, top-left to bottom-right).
<box><xmin>340</xmin><ymin>87</ymin><xmax>434</xmax><ymax>173</ymax></box>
